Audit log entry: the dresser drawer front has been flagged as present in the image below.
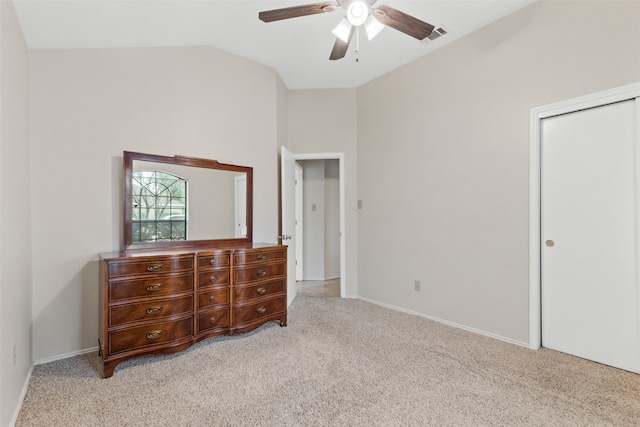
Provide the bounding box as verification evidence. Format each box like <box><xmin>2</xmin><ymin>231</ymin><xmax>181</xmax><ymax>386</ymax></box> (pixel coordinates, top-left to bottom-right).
<box><xmin>234</xmin><ymin>263</ymin><xmax>285</xmax><ymax>285</ymax></box>
<box><xmin>198</xmin><ymin>288</ymin><xmax>230</xmax><ymax>309</ymax></box>
<box><xmin>234</xmin><ymin>278</ymin><xmax>285</xmax><ymax>303</ymax></box>
<box><xmin>108</xmin><ymin>317</ymin><xmax>193</xmax><ymax>355</ymax></box>
<box><xmin>197</xmin><ymin>308</ymin><xmax>230</xmax><ymax>334</ymax></box>
<box><xmin>233</xmin><ymin>249</ymin><xmax>286</xmax><ymax>266</ymax></box>
<box><xmin>197</xmin><ymin>254</ymin><xmax>231</xmax><ymax>269</ymax></box>
<box><xmin>197</xmin><ymin>269</ymin><xmax>230</xmax><ymax>288</ymax></box>
<box><xmin>109</xmin><ymin>295</ymin><xmax>194</xmax><ymax>327</ymax></box>
<box><xmin>108</xmin><ymin>257</ymin><xmax>194</xmax><ymax>278</ymax></box>
<box><xmin>233</xmin><ymin>297</ymin><xmax>285</xmax><ymax>325</ymax></box>
<box><xmin>109</xmin><ymin>274</ymin><xmax>193</xmax><ymax>302</ymax></box>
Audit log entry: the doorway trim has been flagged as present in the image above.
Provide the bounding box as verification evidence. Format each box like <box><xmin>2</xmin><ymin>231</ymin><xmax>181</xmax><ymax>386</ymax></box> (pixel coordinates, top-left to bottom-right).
<box><xmin>529</xmin><ymin>82</ymin><xmax>640</xmax><ymax>350</ymax></box>
<box><xmin>294</xmin><ymin>162</ymin><xmax>304</xmax><ymax>281</ymax></box>
<box><xmin>292</xmin><ymin>152</ymin><xmax>346</xmax><ymax>298</ymax></box>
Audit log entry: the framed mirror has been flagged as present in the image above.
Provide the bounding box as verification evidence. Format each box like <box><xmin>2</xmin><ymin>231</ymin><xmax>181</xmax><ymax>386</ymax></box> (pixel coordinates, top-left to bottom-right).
<box><xmin>123</xmin><ymin>151</ymin><xmax>253</xmax><ymax>250</ymax></box>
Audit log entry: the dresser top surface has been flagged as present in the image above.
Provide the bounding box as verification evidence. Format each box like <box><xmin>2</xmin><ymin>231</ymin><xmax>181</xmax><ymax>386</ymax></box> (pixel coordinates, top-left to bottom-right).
<box><xmin>100</xmin><ymin>242</ymin><xmax>285</xmax><ymax>261</ymax></box>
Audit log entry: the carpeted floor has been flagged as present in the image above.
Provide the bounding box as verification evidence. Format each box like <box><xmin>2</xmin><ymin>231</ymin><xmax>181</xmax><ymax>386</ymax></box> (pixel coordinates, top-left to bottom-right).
<box><xmin>16</xmin><ymin>296</ymin><xmax>640</xmax><ymax>426</ymax></box>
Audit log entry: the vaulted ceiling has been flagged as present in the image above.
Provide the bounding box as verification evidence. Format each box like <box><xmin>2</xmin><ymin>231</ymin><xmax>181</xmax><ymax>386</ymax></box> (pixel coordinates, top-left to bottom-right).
<box><xmin>13</xmin><ymin>0</ymin><xmax>536</xmax><ymax>89</ymax></box>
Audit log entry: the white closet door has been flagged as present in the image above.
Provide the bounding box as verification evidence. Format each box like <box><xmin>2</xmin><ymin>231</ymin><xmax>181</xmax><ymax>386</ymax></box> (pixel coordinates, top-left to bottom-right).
<box><xmin>541</xmin><ymin>99</ymin><xmax>639</xmax><ymax>373</ymax></box>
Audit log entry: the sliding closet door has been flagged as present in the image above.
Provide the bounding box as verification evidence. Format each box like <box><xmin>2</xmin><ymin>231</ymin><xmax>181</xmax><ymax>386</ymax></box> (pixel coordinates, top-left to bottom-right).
<box><xmin>541</xmin><ymin>99</ymin><xmax>640</xmax><ymax>373</ymax></box>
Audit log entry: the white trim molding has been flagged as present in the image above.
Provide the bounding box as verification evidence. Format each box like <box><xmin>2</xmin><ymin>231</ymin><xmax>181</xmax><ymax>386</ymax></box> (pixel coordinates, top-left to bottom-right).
<box><xmin>529</xmin><ymin>82</ymin><xmax>640</xmax><ymax>350</ymax></box>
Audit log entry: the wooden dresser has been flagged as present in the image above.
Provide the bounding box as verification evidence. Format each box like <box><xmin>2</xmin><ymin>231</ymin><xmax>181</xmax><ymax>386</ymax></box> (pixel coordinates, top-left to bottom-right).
<box><xmin>99</xmin><ymin>243</ymin><xmax>286</xmax><ymax>378</ymax></box>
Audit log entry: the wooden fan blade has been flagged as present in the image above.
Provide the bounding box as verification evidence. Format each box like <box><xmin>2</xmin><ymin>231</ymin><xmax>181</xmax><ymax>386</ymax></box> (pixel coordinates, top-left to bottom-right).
<box><xmin>259</xmin><ymin>2</ymin><xmax>337</xmax><ymax>23</ymax></box>
<box><xmin>329</xmin><ymin>26</ymin><xmax>355</xmax><ymax>60</ymax></box>
<box><xmin>374</xmin><ymin>5</ymin><xmax>435</xmax><ymax>40</ymax></box>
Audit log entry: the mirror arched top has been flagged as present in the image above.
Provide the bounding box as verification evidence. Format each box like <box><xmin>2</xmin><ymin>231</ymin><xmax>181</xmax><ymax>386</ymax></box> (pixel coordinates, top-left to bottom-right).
<box><xmin>123</xmin><ymin>151</ymin><xmax>253</xmax><ymax>250</ymax></box>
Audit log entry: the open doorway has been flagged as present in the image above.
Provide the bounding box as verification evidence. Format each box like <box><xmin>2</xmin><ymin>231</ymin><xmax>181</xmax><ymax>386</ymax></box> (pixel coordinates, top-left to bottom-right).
<box><xmin>281</xmin><ymin>151</ymin><xmax>345</xmax><ymax>300</ymax></box>
<box><xmin>295</xmin><ymin>159</ymin><xmax>341</xmax><ymax>298</ymax></box>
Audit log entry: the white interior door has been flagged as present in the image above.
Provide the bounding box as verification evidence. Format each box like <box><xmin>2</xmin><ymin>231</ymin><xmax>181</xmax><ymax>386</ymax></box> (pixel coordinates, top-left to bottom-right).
<box><xmin>541</xmin><ymin>99</ymin><xmax>640</xmax><ymax>373</ymax></box>
<box><xmin>281</xmin><ymin>146</ymin><xmax>297</xmax><ymax>306</ymax></box>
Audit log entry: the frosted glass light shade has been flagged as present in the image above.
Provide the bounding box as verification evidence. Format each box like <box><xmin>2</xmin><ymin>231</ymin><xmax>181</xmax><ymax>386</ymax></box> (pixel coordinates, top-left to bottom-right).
<box><xmin>332</xmin><ymin>18</ymin><xmax>352</xmax><ymax>43</ymax></box>
<box><xmin>364</xmin><ymin>15</ymin><xmax>384</xmax><ymax>40</ymax></box>
<box><xmin>347</xmin><ymin>1</ymin><xmax>368</xmax><ymax>26</ymax></box>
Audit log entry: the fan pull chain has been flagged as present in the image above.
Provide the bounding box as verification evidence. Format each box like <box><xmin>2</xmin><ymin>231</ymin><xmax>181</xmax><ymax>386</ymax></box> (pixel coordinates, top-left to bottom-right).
<box><xmin>355</xmin><ymin>27</ymin><xmax>360</xmax><ymax>63</ymax></box>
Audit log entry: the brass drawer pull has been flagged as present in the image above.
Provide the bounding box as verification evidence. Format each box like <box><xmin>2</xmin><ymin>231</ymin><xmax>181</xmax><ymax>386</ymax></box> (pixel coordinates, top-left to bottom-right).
<box><xmin>256</xmin><ymin>307</ymin><xmax>267</xmax><ymax>314</ymax></box>
<box><xmin>146</xmin><ymin>306</ymin><xmax>164</xmax><ymax>314</ymax></box>
<box><xmin>209</xmin><ymin>295</ymin><xmax>216</xmax><ymax>302</ymax></box>
<box><xmin>146</xmin><ymin>283</ymin><xmax>164</xmax><ymax>292</ymax></box>
<box><xmin>146</xmin><ymin>330</ymin><xmax>164</xmax><ymax>339</ymax></box>
<box><xmin>256</xmin><ymin>254</ymin><xmax>267</xmax><ymax>261</ymax></box>
<box><xmin>210</xmin><ymin>317</ymin><xmax>216</xmax><ymax>324</ymax></box>
<box><xmin>210</xmin><ymin>259</ymin><xmax>216</xmax><ymax>265</ymax></box>
<box><xmin>256</xmin><ymin>287</ymin><xmax>267</xmax><ymax>295</ymax></box>
<box><xmin>257</xmin><ymin>270</ymin><xmax>267</xmax><ymax>277</ymax></box>
<box><xmin>146</xmin><ymin>264</ymin><xmax>164</xmax><ymax>272</ymax></box>
<box><xmin>209</xmin><ymin>276</ymin><xmax>217</xmax><ymax>282</ymax></box>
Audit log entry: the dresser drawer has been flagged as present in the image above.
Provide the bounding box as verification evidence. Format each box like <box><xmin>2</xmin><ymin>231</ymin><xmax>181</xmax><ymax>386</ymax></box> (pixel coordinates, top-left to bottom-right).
<box><xmin>197</xmin><ymin>308</ymin><xmax>230</xmax><ymax>334</ymax></box>
<box><xmin>108</xmin><ymin>256</ymin><xmax>194</xmax><ymax>278</ymax></box>
<box><xmin>233</xmin><ymin>249</ymin><xmax>286</xmax><ymax>266</ymax></box>
<box><xmin>108</xmin><ymin>317</ymin><xmax>193</xmax><ymax>355</ymax></box>
<box><xmin>198</xmin><ymin>287</ymin><xmax>230</xmax><ymax>309</ymax></box>
<box><xmin>109</xmin><ymin>295</ymin><xmax>194</xmax><ymax>327</ymax></box>
<box><xmin>197</xmin><ymin>269</ymin><xmax>230</xmax><ymax>288</ymax></box>
<box><xmin>233</xmin><ymin>296</ymin><xmax>285</xmax><ymax>325</ymax></box>
<box><xmin>109</xmin><ymin>274</ymin><xmax>193</xmax><ymax>302</ymax></box>
<box><xmin>233</xmin><ymin>278</ymin><xmax>285</xmax><ymax>303</ymax></box>
<box><xmin>234</xmin><ymin>263</ymin><xmax>285</xmax><ymax>285</ymax></box>
<box><xmin>197</xmin><ymin>253</ymin><xmax>231</xmax><ymax>269</ymax></box>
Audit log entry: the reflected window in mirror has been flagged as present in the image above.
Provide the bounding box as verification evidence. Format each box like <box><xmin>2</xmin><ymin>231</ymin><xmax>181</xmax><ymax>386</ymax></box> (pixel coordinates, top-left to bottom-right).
<box><xmin>132</xmin><ymin>170</ymin><xmax>188</xmax><ymax>243</ymax></box>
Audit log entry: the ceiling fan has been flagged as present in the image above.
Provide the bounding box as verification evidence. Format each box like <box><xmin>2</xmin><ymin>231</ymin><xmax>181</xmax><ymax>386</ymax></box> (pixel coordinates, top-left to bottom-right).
<box><xmin>258</xmin><ymin>0</ymin><xmax>437</xmax><ymax>61</ymax></box>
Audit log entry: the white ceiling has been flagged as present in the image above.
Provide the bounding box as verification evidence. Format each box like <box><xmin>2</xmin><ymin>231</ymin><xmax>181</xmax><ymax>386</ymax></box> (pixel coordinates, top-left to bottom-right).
<box><xmin>13</xmin><ymin>0</ymin><xmax>537</xmax><ymax>89</ymax></box>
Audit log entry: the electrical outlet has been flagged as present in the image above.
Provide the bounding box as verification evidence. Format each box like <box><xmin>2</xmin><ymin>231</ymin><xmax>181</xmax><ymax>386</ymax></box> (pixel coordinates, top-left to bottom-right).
<box><xmin>13</xmin><ymin>344</ymin><xmax>16</xmax><ymax>366</ymax></box>
<box><xmin>414</xmin><ymin>280</ymin><xmax>421</xmax><ymax>291</ymax></box>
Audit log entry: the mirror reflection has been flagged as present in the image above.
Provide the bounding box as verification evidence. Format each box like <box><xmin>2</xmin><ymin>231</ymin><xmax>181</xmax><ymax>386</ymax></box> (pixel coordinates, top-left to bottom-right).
<box><xmin>123</xmin><ymin>152</ymin><xmax>253</xmax><ymax>250</ymax></box>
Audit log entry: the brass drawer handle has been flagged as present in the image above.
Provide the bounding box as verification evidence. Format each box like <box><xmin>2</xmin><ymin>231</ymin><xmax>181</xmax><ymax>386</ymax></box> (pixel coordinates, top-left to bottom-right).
<box><xmin>256</xmin><ymin>287</ymin><xmax>267</xmax><ymax>295</ymax></box>
<box><xmin>257</xmin><ymin>270</ymin><xmax>267</xmax><ymax>277</ymax></box>
<box><xmin>146</xmin><ymin>264</ymin><xmax>164</xmax><ymax>272</ymax></box>
<box><xmin>209</xmin><ymin>295</ymin><xmax>216</xmax><ymax>302</ymax></box>
<box><xmin>209</xmin><ymin>276</ymin><xmax>217</xmax><ymax>282</ymax></box>
<box><xmin>210</xmin><ymin>317</ymin><xmax>216</xmax><ymax>324</ymax></box>
<box><xmin>146</xmin><ymin>306</ymin><xmax>164</xmax><ymax>314</ymax></box>
<box><xmin>146</xmin><ymin>330</ymin><xmax>164</xmax><ymax>339</ymax></box>
<box><xmin>256</xmin><ymin>307</ymin><xmax>267</xmax><ymax>314</ymax></box>
<box><xmin>256</xmin><ymin>254</ymin><xmax>267</xmax><ymax>261</ymax></box>
<box><xmin>210</xmin><ymin>259</ymin><xmax>216</xmax><ymax>265</ymax></box>
<box><xmin>146</xmin><ymin>283</ymin><xmax>164</xmax><ymax>292</ymax></box>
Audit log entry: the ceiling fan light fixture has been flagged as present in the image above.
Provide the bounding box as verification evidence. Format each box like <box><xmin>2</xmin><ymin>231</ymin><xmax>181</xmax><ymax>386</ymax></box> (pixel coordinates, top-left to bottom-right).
<box><xmin>364</xmin><ymin>15</ymin><xmax>384</xmax><ymax>40</ymax></box>
<box><xmin>332</xmin><ymin>18</ymin><xmax>352</xmax><ymax>43</ymax></box>
<box><xmin>347</xmin><ymin>0</ymin><xmax>368</xmax><ymax>26</ymax></box>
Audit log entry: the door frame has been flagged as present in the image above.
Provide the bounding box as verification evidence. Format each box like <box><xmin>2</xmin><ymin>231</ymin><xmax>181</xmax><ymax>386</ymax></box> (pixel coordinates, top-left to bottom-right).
<box><xmin>294</xmin><ymin>162</ymin><xmax>304</xmax><ymax>281</ymax></box>
<box><xmin>529</xmin><ymin>82</ymin><xmax>640</xmax><ymax>350</ymax></box>
<box><xmin>291</xmin><ymin>152</ymin><xmax>346</xmax><ymax>298</ymax></box>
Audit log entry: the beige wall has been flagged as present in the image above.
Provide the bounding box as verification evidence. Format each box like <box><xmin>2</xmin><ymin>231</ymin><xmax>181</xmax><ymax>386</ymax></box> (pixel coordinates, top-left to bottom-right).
<box><xmin>29</xmin><ymin>46</ymin><xmax>282</xmax><ymax>362</ymax></box>
<box><xmin>0</xmin><ymin>0</ymin><xmax>32</xmax><ymax>425</ymax></box>
<box><xmin>357</xmin><ymin>0</ymin><xmax>640</xmax><ymax>344</ymax></box>
<box><xmin>287</xmin><ymin>89</ymin><xmax>358</xmax><ymax>296</ymax></box>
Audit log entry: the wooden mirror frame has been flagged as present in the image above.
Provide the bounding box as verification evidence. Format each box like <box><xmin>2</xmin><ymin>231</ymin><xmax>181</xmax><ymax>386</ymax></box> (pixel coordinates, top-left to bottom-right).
<box><xmin>122</xmin><ymin>151</ymin><xmax>253</xmax><ymax>250</ymax></box>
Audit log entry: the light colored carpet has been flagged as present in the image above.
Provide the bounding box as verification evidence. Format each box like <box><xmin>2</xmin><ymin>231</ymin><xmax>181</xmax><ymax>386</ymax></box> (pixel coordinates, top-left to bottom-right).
<box><xmin>16</xmin><ymin>296</ymin><xmax>640</xmax><ymax>426</ymax></box>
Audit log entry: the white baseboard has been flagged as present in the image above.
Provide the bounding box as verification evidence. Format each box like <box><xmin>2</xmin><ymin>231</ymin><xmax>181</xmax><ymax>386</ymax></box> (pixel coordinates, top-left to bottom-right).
<box><xmin>358</xmin><ymin>296</ymin><xmax>530</xmax><ymax>349</ymax></box>
<box><xmin>34</xmin><ymin>346</ymin><xmax>99</xmax><ymax>366</ymax></box>
<box><xmin>9</xmin><ymin>364</ymin><xmax>33</xmax><ymax>427</ymax></box>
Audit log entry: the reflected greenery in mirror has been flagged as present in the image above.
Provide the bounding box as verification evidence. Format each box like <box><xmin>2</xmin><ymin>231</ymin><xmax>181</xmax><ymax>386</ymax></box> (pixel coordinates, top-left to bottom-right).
<box><xmin>123</xmin><ymin>151</ymin><xmax>253</xmax><ymax>250</ymax></box>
